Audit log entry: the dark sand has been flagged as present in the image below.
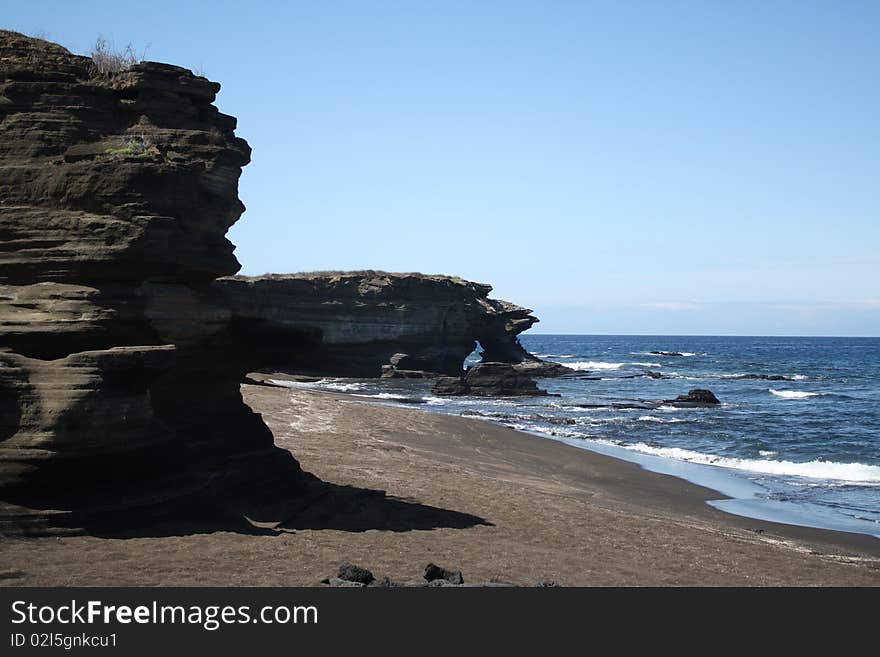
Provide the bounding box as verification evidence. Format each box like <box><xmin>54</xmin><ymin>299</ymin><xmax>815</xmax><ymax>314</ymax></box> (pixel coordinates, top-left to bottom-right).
<box><xmin>1</xmin><ymin>382</ymin><xmax>878</xmax><ymax>586</ymax></box>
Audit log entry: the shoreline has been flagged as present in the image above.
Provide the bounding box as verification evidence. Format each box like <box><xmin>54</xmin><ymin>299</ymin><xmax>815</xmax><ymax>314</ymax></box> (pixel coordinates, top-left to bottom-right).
<box><xmin>522</xmin><ymin>431</ymin><xmax>880</xmax><ymax>540</ymax></box>
<box><xmin>310</xmin><ymin>388</ymin><xmax>880</xmax><ymax>558</ymax></box>
<box><xmin>269</xmin><ymin>371</ymin><xmax>880</xmax><ymax>541</ymax></box>
<box><xmin>1</xmin><ymin>381</ymin><xmax>877</xmax><ymax>586</ymax></box>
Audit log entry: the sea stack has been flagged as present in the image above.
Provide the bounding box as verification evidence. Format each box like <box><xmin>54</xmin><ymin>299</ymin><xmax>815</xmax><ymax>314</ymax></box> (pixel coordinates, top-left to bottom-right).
<box><xmin>0</xmin><ymin>31</ymin><xmax>309</xmax><ymax>534</ymax></box>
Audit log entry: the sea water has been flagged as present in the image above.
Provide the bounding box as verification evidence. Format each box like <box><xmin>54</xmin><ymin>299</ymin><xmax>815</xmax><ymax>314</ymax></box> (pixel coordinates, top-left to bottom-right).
<box><xmin>273</xmin><ymin>335</ymin><xmax>880</xmax><ymax>538</ymax></box>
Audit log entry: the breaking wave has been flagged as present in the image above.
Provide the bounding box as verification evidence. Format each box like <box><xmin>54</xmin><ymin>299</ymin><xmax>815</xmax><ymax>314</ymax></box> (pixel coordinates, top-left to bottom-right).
<box><xmin>769</xmin><ymin>389</ymin><xmax>821</xmax><ymax>399</ymax></box>
<box><xmin>563</xmin><ymin>361</ymin><xmax>661</xmax><ymax>371</ymax></box>
<box><xmin>617</xmin><ymin>443</ymin><xmax>880</xmax><ymax>484</ymax></box>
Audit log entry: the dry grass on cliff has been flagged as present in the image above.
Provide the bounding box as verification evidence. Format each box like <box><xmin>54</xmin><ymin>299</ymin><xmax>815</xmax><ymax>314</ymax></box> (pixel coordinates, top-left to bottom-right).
<box><xmin>88</xmin><ymin>37</ymin><xmax>140</xmax><ymax>77</ymax></box>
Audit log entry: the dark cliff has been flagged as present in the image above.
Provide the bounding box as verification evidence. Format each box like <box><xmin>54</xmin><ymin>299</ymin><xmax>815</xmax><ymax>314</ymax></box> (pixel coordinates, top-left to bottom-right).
<box><xmin>0</xmin><ymin>32</ymin><xmax>312</xmax><ymax>534</ymax></box>
<box><xmin>212</xmin><ymin>271</ymin><xmax>553</xmax><ymax>378</ymax></box>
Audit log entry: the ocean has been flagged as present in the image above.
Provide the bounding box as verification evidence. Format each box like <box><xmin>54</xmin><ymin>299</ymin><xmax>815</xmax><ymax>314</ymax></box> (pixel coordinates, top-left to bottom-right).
<box><xmin>273</xmin><ymin>335</ymin><xmax>880</xmax><ymax>538</ymax></box>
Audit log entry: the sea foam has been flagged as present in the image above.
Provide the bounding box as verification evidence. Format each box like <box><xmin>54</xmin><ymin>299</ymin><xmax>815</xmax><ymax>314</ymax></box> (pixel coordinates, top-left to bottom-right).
<box><xmin>769</xmin><ymin>389</ymin><xmax>820</xmax><ymax>399</ymax></box>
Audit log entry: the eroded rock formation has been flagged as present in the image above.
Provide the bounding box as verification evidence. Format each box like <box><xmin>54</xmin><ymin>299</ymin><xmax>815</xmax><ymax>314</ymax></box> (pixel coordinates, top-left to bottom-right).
<box><xmin>0</xmin><ymin>31</ymin><xmax>311</xmax><ymax>534</ymax></box>
<box><xmin>213</xmin><ymin>271</ymin><xmax>557</xmax><ymax>378</ymax></box>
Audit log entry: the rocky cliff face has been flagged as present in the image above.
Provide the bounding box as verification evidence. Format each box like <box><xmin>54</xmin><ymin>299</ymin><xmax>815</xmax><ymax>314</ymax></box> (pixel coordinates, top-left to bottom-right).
<box><xmin>0</xmin><ymin>32</ymin><xmax>310</xmax><ymax>534</ymax></box>
<box><xmin>213</xmin><ymin>271</ymin><xmax>547</xmax><ymax>378</ymax></box>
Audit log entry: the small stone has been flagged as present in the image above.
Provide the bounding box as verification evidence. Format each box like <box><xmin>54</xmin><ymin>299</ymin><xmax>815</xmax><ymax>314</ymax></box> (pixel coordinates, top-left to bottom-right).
<box><xmin>424</xmin><ymin>562</ymin><xmax>464</xmax><ymax>585</ymax></box>
<box><xmin>337</xmin><ymin>561</ymin><xmax>375</xmax><ymax>585</ymax></box>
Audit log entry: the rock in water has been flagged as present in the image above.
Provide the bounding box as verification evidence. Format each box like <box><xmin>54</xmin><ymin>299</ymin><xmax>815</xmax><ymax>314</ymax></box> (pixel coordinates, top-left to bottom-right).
<box><xmin>433</xmin><ymin>362</ymin><xmax>550</xmax><ymax>397</ymax></box>
<box><xmin>0</xmin><ymin>31</ymin><xmax>310</xmax><ymax>534</ymax></box>
<box><xmin>666</xmin><ymin>389</ymin><xmax>721</xmax><ymax>406</ymax></box>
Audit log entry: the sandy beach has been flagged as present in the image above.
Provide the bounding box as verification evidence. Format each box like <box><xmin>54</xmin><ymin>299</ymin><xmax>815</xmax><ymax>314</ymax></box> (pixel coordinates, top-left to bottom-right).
<box><xmin>1</xmin><ymin>380</ymin><xmax>878</xmax><ymax>586</ymax></box>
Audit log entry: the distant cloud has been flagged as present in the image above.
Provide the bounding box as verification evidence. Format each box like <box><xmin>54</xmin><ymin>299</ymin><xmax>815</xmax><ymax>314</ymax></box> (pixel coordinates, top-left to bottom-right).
<box><xmin>769</xmin><ymin>300</ymin><xmax>880</xmax><ymax>313</ymax></box>
<box><xmin>642</xmin><ymin>302</ymin><xmax>702</xmax><ymax>312</ymax></box>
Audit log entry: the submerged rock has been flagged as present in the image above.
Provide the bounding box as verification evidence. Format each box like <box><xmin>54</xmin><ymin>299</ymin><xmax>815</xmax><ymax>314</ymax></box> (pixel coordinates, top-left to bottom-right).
<box><xmin>728</xmin><ymin>374</ymin><xmax>796</xmax><ymax>381</ymax></box>
<box><xmin>643</xmin><ymin>371</ymin><xmax>669</xmax><ymax>380</ymax></box>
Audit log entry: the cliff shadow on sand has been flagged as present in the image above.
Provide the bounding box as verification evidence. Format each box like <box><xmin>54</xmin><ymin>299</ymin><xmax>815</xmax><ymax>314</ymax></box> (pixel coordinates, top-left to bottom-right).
<box><xmin>80</xmin><ymin>476</ymin><xmax>492</xmax><ymax>539</ymax></box>
<box><xmin>0</xmin><ymin>31</ymin><xmax>487</xmax><ymax>540</ymax></box>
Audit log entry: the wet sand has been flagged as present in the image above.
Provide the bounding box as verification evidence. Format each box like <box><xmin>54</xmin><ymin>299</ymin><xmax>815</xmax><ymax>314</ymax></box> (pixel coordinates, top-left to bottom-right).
<box><xmin>1</xmin><ymin>382</ymin><xmax>878</xmax><ymax>586</ymax></box>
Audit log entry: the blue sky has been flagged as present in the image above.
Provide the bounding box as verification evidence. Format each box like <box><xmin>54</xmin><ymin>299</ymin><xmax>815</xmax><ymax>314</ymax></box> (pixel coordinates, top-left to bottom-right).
<box><xmin>7</xmin><ymin>1</ymin><xmax>879</xmax><ymax>335</ymax></box>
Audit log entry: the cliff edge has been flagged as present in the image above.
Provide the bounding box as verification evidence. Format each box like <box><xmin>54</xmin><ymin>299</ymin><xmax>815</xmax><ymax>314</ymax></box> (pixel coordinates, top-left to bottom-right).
<box><xmin>213</xmin><ymin>271</ymin><xmax>562</xmax><ymax>378</ymax></box>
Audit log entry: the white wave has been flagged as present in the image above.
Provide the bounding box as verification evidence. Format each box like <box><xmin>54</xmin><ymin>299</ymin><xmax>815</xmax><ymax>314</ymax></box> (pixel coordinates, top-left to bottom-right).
<box><xmin>268</xmin><ymin>378</ymin><xmax>369</xmax><ymax>393</ymax></box>
<box><xmin>563</xmin><ymin>361</ymin><xmax>660</xmax><ymax>371</ymax></box>
<box><xmin>359</xmin><ymin>392</ymin><xmax>408</xmax><ymax>400</ymax></box>
<box><xmin>621</xmin><ymin>443</ymin><xmax>880</xmax><ymax>484</ymax></box>
<box><xmin>791</xmin><ymin>374</ymin><xmax>808</xmax><ymax>381</ymax></box>
<box><xmin>632</xmin><ymin>351</ymin><xmax>699</xmax><ymax>357</ymax></box>
<box><xmin>503</xmin><ymin>422</ymin><xmax>583</xmax><ymax>439</ymax></box>
<box><xmin>320</xmin><ymin>381</ymin><xmax>367</xmax><ymax>392</ymax></box>
<box><xmin>422</xmin><ymin>396</ymin><xmax>447</xmax><ymax>405</ymax></box>
<box><xmin>769</xmin><ymin>389</ymin><xmax>820</xmax><ymax>399</ymax></box>
<box><xmin>759</xmin><ymin>450</ymin><xmax>778</xmax><ymax>457</ymax></box>
<box><xmin>267</xmin><ymin>378</ymin><xmax>313</xmax><ymax>389</ymax></box>
<box><xmin>637</xmin><ymin>415</ymin><xmax>686</xmax><ymax>423</ymax></box>
<box><xmin>564</xmin><ymin>361</ymin><xmax>625</xmax><ymax>371</ymax></box>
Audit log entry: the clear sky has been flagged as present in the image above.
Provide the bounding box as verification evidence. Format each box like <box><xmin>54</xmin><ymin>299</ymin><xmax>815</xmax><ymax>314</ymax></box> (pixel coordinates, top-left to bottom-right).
<box><xmin>6</xmin><ymin>1</ymin><xmax>879</xmax><ymax>335</ymax></box>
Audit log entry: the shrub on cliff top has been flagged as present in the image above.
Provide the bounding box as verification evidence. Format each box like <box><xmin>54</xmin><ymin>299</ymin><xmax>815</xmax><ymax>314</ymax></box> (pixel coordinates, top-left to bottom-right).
<box><xmin>89</xmin><ymin>37</ymin><xmax>139</xmax><ymax>77</ymax></box>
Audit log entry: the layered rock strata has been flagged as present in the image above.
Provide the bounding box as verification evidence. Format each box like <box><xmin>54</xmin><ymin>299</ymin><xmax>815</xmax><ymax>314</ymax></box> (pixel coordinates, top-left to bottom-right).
<box><xmin>0</xmin><ymin>32</ymin><xmax>310</xmax><ymax>534</ymax></box>
<box><xmin>213</xmin><ymin>271</ymin><xmax>558</xmax><ymax>378</ymax></box>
